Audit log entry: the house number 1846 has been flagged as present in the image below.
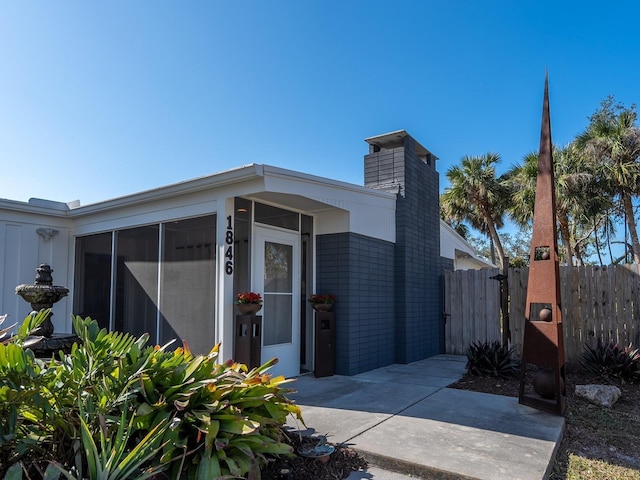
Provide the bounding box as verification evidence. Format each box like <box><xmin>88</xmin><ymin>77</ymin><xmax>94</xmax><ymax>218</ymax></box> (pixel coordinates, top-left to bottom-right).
<box><xmin>225</xmin><ymin>215</ymin><xmax>233</xmax><ymax>275</ymax></box>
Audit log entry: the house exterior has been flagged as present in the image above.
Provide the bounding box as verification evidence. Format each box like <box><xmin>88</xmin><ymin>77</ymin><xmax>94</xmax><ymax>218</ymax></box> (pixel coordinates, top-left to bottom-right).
<box><xmin>0</xmin><ymin>130</ymin><xmax>451</xmax><ymax>377</ymax></box>
<box><xmin>439</xmin><ymin>220</ymin><xmax>495</xmax><ymax>270</ymax></box>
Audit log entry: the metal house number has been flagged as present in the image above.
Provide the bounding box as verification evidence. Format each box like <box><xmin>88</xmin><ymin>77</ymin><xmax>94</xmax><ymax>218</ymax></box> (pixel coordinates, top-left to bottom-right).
<box><xmin>225</xmin><ymin>215</ymin><xmax>234</xmax><ymax>275</ymax></box>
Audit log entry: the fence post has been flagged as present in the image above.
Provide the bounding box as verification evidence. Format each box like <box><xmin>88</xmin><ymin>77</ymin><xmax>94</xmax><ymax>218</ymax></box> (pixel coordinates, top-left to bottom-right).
<box><xmin>501</xmin><ymin>256</ymin><xmax>510</xmax><ymax>347</ymax></box>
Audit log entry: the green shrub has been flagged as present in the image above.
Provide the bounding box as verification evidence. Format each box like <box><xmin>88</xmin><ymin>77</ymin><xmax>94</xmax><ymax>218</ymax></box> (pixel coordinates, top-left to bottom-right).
<box><xmin>0</xmin><ymin>312</ymin><xmax>303</xmax><ymax>479</ymax></box>
<box><xmin>0</xmin><ymin>310</ymin><xmax>57</xmax><ymax>474</ymax></box>
<box><xmin>582</xmin><ymin>338</ymin><xmax>640</xmax><ymax>382</ymax></box>
<box><xmin>465</xmin><ymin>340</ymin><xmax>519</xmax><ymax>377</ymax></box>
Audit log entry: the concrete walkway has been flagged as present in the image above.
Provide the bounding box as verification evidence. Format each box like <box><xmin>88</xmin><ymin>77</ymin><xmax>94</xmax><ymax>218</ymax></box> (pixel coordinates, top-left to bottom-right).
<box><xmin>286</xmin><ymin>355</ymin><xmax>565</xmax><ymax>480</ymax></box>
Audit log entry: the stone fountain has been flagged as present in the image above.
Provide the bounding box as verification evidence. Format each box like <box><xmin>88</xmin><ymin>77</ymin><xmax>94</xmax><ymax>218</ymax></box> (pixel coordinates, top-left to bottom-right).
<box><xmin>15</xmin><ymin>263</ymin><xmax>80</xmax><ymax>356</ymax></box>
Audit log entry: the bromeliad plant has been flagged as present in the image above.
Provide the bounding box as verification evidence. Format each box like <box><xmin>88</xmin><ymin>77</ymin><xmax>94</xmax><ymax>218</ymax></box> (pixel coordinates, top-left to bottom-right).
<box><xmin>465</xmin><ymin>340</ymin><xmax>519</xmax><ymax>377</ymax></box>
<box><xmin>236</xmin><ymin>292</ymin><xmax>263</xmax><ymax>304</ymax></box>
<box><xmin>0</xmin><ymin>311</ymin><xmax>303</xmax><ymax>480</ymax></box>
<box><xmin>308</xmin><ymin>294</ymin><xmax>336</xmax><ymax>306</ymax></box>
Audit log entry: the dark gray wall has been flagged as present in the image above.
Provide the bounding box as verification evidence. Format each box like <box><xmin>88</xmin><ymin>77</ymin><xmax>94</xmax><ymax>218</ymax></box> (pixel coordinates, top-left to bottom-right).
<box><xmin>364</xmin><ymin>134</ymin><xmax>444</xmax><ymax>364</ymax></box>
<box><xmin>316</xmin><ymin>232</ymin><xmax>395</xmax><ymax>375</ymax></box>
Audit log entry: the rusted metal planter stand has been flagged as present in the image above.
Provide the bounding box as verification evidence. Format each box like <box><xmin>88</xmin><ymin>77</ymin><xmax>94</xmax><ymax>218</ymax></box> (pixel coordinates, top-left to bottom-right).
<box><xmin>518</xmin><ymin>75</ymin><xmax>567</xmax><ymax>415</ymax></box>
<box><xmin>314</xmin><ymin>311</ymin><xmax>335</xmax><ymax>377</ymax></box>
<box><xmin>234</xmin><ymin>315</ymin><xmax>262</xmax><ymax>369</ymax></box>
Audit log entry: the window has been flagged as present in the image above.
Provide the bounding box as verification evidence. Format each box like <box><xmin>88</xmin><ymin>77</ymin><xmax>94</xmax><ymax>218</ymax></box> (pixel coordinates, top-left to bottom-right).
<box><xmin>160</xmin><ymin>216</ymin><xmax>216</xmax><ymax>353</ymax></box>
<box><xmin>255</xmin><ymin>202</ymin><xmax>299</xmax><ymax>231</ymax></box>
<box><xmin>114</xmin><ymin>225</ymin><xmax>159</xmax><ymax>339</ymax></box>
<box><xmin>74</xmin><ymin>232</ymin><xmax>112</xmax><ymax>330</ymax></box>
<box><xmin>74</xmin><ymin>215</ymin><xmax>217</xmax><ymax>353</ymax></box>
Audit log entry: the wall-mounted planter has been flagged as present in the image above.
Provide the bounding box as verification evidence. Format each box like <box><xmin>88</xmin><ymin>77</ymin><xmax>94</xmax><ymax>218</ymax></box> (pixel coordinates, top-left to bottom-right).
<box><xmin>237</xmin><ymin>303</ymin><xmax>262</xmax><ymax>315</ymax></box>
<box><xmin>312</xmin><ymin>303</ymin><xmax>334</xmax><ymax>312</ymax></box>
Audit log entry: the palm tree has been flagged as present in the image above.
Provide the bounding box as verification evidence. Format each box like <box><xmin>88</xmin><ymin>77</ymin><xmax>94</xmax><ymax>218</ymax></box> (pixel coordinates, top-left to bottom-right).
<box><xmin>576</xmin><ymin>97</ymin><xmax>640</xmax><ymax>264</ymax></box>
<box><xmin>441</xmin><ymin>153</ymin><xmax>510</xmax><ymax>269</ymax></box>
<box><xmin>505</xmin><ymin>143</ymin><xmax>610</xmax><ymax>266</ymax></box>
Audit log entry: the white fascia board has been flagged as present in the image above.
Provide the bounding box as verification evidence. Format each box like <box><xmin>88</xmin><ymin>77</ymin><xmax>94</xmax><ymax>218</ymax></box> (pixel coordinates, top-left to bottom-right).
<box><xmin>72</xmin><ymin>197</ymin><xmax>219</xmax><ymax>236</ymax></box>
<box><xmin>0</xmin><ymin>205</ymin><xmax>73</xmax><ymax>229</ymax></box>
<box><xmin>0</xmin><ymin>199</ymin><xmax>71</xmax><ymax>218</ymax></box>
<box><xmin>68</xmin><ymin>165</ymin><xmax>264</xmax><ymax>216</ymax></box>
<box><xmin>3</xmin><ymin>163</ymin><xmax>397</xmax><ymax>241</ymax></box>
<box><xmin>70</xmin><ymin>166</ymin><xmax>268</xmax><ymax>235</ymax></box>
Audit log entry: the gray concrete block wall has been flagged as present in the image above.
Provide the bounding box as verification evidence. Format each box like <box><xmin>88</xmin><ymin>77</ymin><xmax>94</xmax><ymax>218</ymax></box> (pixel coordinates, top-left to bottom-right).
<box><xmin>316</xmin><ymin>232</ymin><xmax>395</xmax><ymax>375</ymax></box>
<box><xmin>364</xmin><ymin>133</ymin><xmax>444</xmax><ymax>365</ymax></box>
<box><xmin>365</xmin><ymin>150</ymin><xmax>404</xmax><ymax>189</ymax></box>
<box><xmin>399</xmin><ymin>135</ymin><xmax>442</xmax><ymax>362</ymax></box>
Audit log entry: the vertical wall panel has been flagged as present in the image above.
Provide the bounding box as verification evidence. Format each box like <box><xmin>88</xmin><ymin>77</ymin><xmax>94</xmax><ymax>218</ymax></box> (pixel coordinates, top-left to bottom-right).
<box><xmin>2</xmin><ymin>224</ymin><xmax>23</xmax><ymax>322</ymax></box>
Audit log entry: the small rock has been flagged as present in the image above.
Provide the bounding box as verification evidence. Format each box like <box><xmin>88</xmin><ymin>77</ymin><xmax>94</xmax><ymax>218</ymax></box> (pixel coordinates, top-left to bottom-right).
<box><xmin>575</xmin><ymin>384</ymin><xmax>621</xmax><ymax>407</ymax></box>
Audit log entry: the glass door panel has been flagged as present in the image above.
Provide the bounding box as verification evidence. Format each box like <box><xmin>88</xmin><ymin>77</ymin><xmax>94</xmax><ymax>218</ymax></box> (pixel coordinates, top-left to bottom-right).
<box><xmin>263</xmin><ymin>241</ymin><xmax>293</xmax><ymax>346</ymax></box>
<box><xmin>253</xmin><ymin>227</ymin><xmax>300</xmax><ymax>377</ymax></box>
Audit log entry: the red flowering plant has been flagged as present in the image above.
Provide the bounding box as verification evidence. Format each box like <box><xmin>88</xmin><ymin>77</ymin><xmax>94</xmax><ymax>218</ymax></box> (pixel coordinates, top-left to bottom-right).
<box><xmin>236</xmin><ymin>292</ymin><xmax>263</xmax><ymax>305</ymax></box>
<box><xmin>308</xmin><ymin>294</ymin><xmax>336</xmax><ymax>305</ymax></box>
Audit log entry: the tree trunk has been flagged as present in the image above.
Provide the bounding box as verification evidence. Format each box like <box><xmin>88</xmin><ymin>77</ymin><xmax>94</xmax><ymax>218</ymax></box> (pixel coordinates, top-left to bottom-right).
<box><xmin>606</xmin><ymin>221</ymin><xmax>615</xmax><ymax>264</ymax></box>
<box><xmin>623</xmin><ymin>193</ymin><xmax>640</xmax><ymax>264</ymax></box>
<box><xmin>489</xmin><ymin>237</ymin><xmax>496</xmax><ymax>265</ymax></box>
<box><xmin>557</xmin><ymin>211</ymin><xmax>574</xmax><ymax>266</ymax></box>
<box><xmin>485</xmin><ymin>218</ymin><xmax>506</xmax><ymax>271</ymax></box>
<box><xmin>593</xmin><ymin>224</ymin><xmax>604</xmax><ymax>266</ymax></box>
<box><xmin>573</xmin><ymin>243</ymin><xmax>584</xmax><ymax>266</ymax></box>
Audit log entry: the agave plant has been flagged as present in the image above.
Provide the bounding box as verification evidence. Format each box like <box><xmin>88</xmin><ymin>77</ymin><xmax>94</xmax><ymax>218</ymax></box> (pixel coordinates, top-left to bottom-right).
<box><xmin>582</xmin><ymin>338</ymin><xmax>640</xmax><ymax>381</ymax></box>
<box><xmin>466</xmin><ymin>340</ymin><xmax>519</xmax><ymax>377</ymax></box>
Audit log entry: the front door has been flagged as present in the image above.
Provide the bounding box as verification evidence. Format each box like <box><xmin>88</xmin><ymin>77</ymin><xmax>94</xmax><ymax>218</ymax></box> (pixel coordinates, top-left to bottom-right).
<box><xmin>253</xmin><ymin>226</ymin><xmax>300</xmax><ymax>378</ymax></box>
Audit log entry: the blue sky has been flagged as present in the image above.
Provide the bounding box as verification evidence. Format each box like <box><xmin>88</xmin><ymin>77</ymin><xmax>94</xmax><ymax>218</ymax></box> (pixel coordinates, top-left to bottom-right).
<box><xmin>1</xmin><ymin>2</ymin><xmax>638</xmax><ymax>208</ymax></box>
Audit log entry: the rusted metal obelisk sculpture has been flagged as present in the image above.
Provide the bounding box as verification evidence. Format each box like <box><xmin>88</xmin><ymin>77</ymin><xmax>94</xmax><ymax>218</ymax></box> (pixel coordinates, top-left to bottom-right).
<box><xmin>518</xmin><ymin>73</ymin><xmax>567</xmax><ymax>415</ymax></box>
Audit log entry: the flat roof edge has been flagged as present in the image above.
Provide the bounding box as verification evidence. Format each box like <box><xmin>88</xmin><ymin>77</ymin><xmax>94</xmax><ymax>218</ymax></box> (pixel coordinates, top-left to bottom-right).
<box><xmin>365</xmin><ymin>130</ymin><xmax>438</xmax><ymax>161</ymax></box>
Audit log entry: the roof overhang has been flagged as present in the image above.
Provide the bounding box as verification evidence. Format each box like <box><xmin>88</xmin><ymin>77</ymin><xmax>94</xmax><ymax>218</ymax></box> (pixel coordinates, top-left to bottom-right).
<box><xmin>364</xmin><ymin>130</ymin><xmax>438</xmax><ymax>161</ymax></box>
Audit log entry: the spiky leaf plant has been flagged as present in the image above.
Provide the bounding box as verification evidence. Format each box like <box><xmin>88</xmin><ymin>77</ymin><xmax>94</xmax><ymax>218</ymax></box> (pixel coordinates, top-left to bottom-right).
<box><xmin>582</xmin><ymin>338</ymin><xmax>640</xmax><ymax>382</ymax></box>
<box><xmin>466</xmin><ymin>340</ymin><xmax>519</xmax><ymax>377</ymax></box>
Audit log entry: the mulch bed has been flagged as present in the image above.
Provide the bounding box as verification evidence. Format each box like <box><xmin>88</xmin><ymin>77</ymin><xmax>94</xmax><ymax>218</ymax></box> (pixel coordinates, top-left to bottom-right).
<box><xmin>261</xmin><ymin>433</ymin><xmax>367</xmax><ymax>480</ymax></box>
<box><xmin>449</xmin><ymin>363</ymin><xmax>638</xmax><ymax>402</ymax></box>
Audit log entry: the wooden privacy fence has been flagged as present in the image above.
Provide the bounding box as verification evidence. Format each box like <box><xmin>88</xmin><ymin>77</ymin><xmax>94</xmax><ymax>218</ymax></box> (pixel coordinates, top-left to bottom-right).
<box><xmin>444</xmin><ymin>268</ymin><xmax>501</xmax><ymax>355</ymax></box>
<box><xmin>510</xmin><ymin>264</ymin><xmax>640</xmax><ymax>363</ymax></box>
<box><xmin>444</xmin><ymin>264</ymin><xmax>640</xmax><ymax>364</ymax></box>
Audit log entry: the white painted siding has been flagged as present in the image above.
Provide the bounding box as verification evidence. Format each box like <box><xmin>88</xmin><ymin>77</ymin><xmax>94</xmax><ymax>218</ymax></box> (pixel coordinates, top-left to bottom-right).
<box><xmin>440</xmin><ymin>220</ymin><xmax>494</xmax><ymax>270</ymax></box>
<box><xmin>0</xmin><ymin>209</ymin><xmax>73</xmax><ymax>333</ymax></box>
